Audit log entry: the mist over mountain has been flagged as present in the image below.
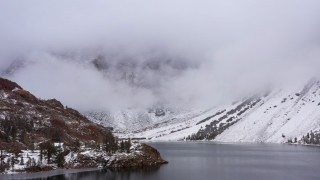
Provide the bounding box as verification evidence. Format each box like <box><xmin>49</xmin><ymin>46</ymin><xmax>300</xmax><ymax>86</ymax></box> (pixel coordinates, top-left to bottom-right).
<box><xmin>0</xmin><ymin>0</ymin><xmax>320</xmax><ymax>112</ymax></box>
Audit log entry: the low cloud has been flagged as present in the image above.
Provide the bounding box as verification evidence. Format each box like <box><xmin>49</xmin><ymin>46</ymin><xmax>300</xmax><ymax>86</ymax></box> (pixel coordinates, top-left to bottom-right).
<box><xmin>0</xmin><ymin>0</ymin><xmax>319</xmax><ymax>111</ymax></box>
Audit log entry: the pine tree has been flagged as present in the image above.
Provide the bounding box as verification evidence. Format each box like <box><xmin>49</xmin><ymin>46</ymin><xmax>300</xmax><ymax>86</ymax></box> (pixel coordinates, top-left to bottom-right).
<box><xmin>316</xmin><ymin>135</ymin><xmax>320</xmax><ymax>145</ymax></box>
<box><xmin>0</xmin><ymin>149</ymin><xmax>3</xmax><ymax>173</ymax></box>
<box><xmin>11</xmin><ymin>125</ymin><xmax>17</xmax><ymax>140</ymax></box>
<box><xmin>114</xmin><ymin>138</ymin><xmax>119</xmax><ymax>152</ymax></box>
<box><xmin>104</xmin><ymin>132</ymin><xmax>116</xmax><ymax>154</ymax></box>
<box><xmin>20</xmin><ymin>129</ymin><xmax>27</xmax><ymax>144</ymax></box>
<box><xmin>26</xmin><ymin>157</ymin><xmax>31</xmax><ymax>167</ymax></box>
<box><xmin>40</xmin><ymin>141</ymin><xmax>57</xmax><ymax>164</ymax></box>
<box><xmin>20</xmin><ymin>157</ymin><xmax>24</xmax><ymax>165</ymax></box>
<box><xmin>310</xmin><ymin>131</ymin><xmax>315</xmax><ymax>144</ymax></box>
<box><xmin>6</xmin><ymin>159</ymin><xmax>10</xmax><ymax>170</ymax></box>
<box><xmin>40</xmin><ymin>148</ymin><xmax>43</xmax><ymax>163</ymax></box>
<box><xmin>47</xmin><ymin>144</ymin><xmax>56</xmax><ymax>164</ymax></box>
<box><xmin>37</xmin><ymin>159</ymin><xmax>41</xmax><ymax>166</ymax></box>
<box><xmin>11</xmin><ymin>156</ymin><xmax>15</xmax><ymax>171</ymax></box>
<box><xmin>120</xmin><ymin>141</ymin><xmax>125</xmax><ymax>152</ymax></box>
<box><xmin>125</xmin><ymin>139</ymin><xmax>132</xmax><ymax>153</ymax></box>
<box><xmin>56</xmin><ymin>152</ymin><xmax>65</xmax><ymax>168</ymax></box>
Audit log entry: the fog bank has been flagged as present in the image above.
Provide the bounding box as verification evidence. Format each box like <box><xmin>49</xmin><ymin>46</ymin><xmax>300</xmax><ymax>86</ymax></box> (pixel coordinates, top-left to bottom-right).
<box><xmin>0</xmin><ymin>0</ymin><xmax>319</xmax><ymax>111</ymax></box>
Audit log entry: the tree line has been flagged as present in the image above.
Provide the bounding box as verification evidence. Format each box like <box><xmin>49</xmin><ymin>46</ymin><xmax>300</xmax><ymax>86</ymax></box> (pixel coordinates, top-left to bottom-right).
<box><xmin>0</xmin><ymin>132</ymin><xmax>132</xmax><ymax>173</ymax></box>
<box><xmin>288</xmin><ymin>131</ymin><xmax>320</xmax><ymax>145</ymax></box>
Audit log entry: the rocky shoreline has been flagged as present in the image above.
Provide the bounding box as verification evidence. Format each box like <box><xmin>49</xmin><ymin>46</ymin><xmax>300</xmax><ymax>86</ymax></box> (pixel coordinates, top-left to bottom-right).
<box><xmin>106</xmin><ymin>143</ymin><xmax>168</xmax><ymax>168</ymax></box>
<box><xmin>66</xmin><ymin>143</ymin><xmax>168</xmax><ymax>170</ymax></box>
<box><xmin>0</xmin><ymin>143</ymin><xmax>167</xmax><ymax>175</ymax></box>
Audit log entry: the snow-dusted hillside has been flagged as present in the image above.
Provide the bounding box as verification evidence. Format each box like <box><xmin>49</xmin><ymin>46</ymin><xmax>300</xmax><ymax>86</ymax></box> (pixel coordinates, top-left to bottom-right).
<box><xmin>215</xmin><ymin>81</ymin><xmax>320</xmax><ymax>143</ymax></box>
<box><xmin>84</xmin><ymin>108</ymin><xmax>208</xmax><ymax>132</ymax></box>
<box><xmin>88</xmin><ymin>80</ymin><xmax>320</xmax><ymax>143</ymax></box>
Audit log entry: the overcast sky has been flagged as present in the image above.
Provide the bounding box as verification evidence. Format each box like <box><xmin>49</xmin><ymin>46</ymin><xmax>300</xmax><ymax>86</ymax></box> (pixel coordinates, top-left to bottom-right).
<box><xmin>0</xmin><ymin>0</ymin><xmax>319</xmax><ymax>111</ymax></box>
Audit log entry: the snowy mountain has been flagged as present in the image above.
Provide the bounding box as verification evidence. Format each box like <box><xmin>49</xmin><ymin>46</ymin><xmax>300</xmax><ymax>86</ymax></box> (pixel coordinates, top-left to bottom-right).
<box><xmin>0</xmin><ymin>77</ymin><xmax>167</xmax><ymax>174</ymax></box>
<box><xmin>84</xmin><ymin>108</ymin><xmax>208</xmax><ymax>133</ymax></box>
<box><xmin>0</xmin><ymin>77</ymin><xmax>111</xmax><ymax>149</ymax></box>
<box><xmin>87</xmin><ymin>80</ymin><xmax>320</xmax><ymax>144</ymax></box>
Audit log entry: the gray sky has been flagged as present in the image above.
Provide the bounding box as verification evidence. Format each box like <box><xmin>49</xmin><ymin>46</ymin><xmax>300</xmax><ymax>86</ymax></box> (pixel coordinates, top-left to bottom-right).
<box><xmin>0</xmin><ymin>0</ymin><xmax>319</xmax><ymax>111</ymax></box>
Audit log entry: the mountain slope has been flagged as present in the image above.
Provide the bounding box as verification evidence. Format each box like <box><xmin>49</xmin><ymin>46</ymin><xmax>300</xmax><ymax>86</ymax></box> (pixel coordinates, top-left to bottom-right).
<box><xmin>215</xmin><ymin>81</ymin><xmax>320</xmax><ymax>143</ymax></box>
<box><xmin>0</xmin><ymin>77</ymin><xmax>110</xmax><ymax>150</ymax></box>
<box><xmin>96</xmin><ymin>80</ymin><xmax>320</xmax><ymax>143</ymax></box>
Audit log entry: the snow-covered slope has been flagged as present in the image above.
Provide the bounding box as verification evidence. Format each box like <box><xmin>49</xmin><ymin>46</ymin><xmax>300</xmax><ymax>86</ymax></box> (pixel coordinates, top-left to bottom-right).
<box><xmin>87</xmin><ymin>80</ymin><xmax>320</xmax><ymax>143</ymax></box>
<box><xmin>215</xmin><ymin>81</ymin><xmax>320</xmax><ymax>143</ymax></box>
<box><xmin>85</xmin><ymin>108</ymin><xmax>207</xmax><ymax>132</ymax></box>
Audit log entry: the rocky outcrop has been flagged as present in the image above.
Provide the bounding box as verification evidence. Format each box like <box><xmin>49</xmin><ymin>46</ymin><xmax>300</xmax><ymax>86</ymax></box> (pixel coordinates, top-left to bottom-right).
<box><xmin>63</xmin><ymin>143</ymin><xmax>168</xmax><ymax>170</ymax></box>
<box><xmin>0</xmin><ymin>78</ymin><xmax>22</xmax><ymax>91</ymax></box>
<box><xmin>106</xmin><ymin>144</ymin><xmax>168</xmax><ymax>168</ymax></box>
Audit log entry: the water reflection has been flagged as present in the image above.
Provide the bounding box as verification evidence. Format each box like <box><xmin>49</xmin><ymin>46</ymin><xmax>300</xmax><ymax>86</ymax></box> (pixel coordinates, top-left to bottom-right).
<box><xmin>44</xmin><ymin>166</ymin><xmax>161</xmax><ymax>180</ymax></box>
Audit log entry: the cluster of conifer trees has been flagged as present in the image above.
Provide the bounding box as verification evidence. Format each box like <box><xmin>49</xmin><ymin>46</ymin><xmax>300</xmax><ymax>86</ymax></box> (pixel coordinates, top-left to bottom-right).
<box><xmin>104</xmin><ymin>131</ymin><xmax>132</xmax><ymax>154</ymax></box>
<box><xmin>0</xmin><ymin>133</ymin><xmax>132</xmax><ymax>173</ymax></box>
<box><xmin>288</xmin><ymin>131</ymin><xmax>320</xmax><ymax>145</ymax></box>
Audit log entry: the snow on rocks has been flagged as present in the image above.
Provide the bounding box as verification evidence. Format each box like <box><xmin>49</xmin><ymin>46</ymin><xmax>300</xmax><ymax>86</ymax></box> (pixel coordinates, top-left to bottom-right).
<box><xmin>0</xmin><ymin>142</ymin><xmax>167</xmax><ymax>174</ymax></box>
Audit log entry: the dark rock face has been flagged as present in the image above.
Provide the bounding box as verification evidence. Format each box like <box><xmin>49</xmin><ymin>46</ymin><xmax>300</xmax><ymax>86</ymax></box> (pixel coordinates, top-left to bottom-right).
<box><xmin>107</xmin><ymin>144</ymin><xmax>168</xmax><ymax>168</ymax></box>
<box><xmin>0</xmin><ymin>78</ymin><xmax>22</xmax><ymax>91</ymax></box>
<box><xmin>46</xmin><ymin>99</ymin><xmax>64</xmax><ymax>109</ymax></box>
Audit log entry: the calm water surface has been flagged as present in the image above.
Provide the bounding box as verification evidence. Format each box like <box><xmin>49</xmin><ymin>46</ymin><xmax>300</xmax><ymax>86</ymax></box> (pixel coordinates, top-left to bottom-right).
<box><xmin>3</xmin><ymin>142</ymin><xmax>320</xmax><ymax>180</ymax></box>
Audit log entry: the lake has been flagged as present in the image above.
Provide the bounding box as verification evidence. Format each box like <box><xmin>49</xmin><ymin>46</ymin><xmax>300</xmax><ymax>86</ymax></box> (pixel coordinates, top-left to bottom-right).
<box><xmin>2</xmin><ymin>142</ymin><xmax>320</xmax><ymax>180</ymax></box>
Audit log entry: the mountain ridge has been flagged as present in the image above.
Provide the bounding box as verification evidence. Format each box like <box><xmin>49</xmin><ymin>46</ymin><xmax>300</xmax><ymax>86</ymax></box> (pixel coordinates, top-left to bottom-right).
<box><xmin>87</xmin><ymin>80</ymin><xmax>320</xmax><ymax>144</ymax></box>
